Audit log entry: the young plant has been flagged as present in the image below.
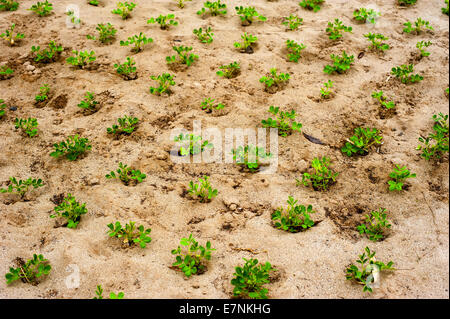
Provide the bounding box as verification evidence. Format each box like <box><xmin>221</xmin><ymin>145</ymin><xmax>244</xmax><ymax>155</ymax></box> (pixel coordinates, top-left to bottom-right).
<box><xmin>66</xmin><ymin>50</ymin><xmax>96</xmax><ymax>68</ymax></box>
<box><xmin>0</xmin><ymin>0</ymin><xmax>19</xmax><ymax>11</ymax></box>
<box><xmin>388</xmin><ymin>165</ymin><xmax>416</xmax><ymax>191</ymax></box>
<box><xmin>353</xmin><ymin>8</ymin><xmax>379</xmax><ymax>24</ymax></box>
<box><xmin>417</xmin><ymin>113</ymin><xmax>449</xmax><ymax>160</ymax></box>
<box><xmin>271</xmin><ymin>196</ymin><xmax>315</xmax><ymax>232</ymax></box>
<box><xmin>234</xmin><ymin>33</ymin><xmax>258</xmax><ymax>53</ymax></box>
<box><xmin>149</xmin><ymin>73</ymin><xmax>176</xmax><ymax>95</ymax></box>
<box><xmin>0</xmin><ymin>177</ymin><xmax>44</xmax><ymax>199</ymax></box>
<box><xmin>398</xmin><ymin>0</ymin><xmax>417</xmax><ymax>5</ymax></box>
<box><xmin>193</xmin><ymin>27</ymin><xmax>214</xmax><ymax>44</ymax></box>
<box><xmin>282</xmin><ymin>15</ymin><xmax>303</xmax><ymax>31</ymax></box>
<box><xmin>120</xmin><ymin>32</ymin><xmax>153</xmax><ymax>52</ymax></box>
<box><xmin>175</xmin><ymin>0</ymin><xmax>192</xmax><ymax>8</ymax></box>
<box><xmin>188</xmin><ymin>176</ymin><xmax>218</xmax><ymax>202</ymax></box>
<box><xmin>107</xmin><ymin>115</ymin><xmax>139</xmax><ymax>135</ymax></box>
<box><xmin>320</xmin><ymin>80</ymin><xmax>334</xmax><ymax>99</ymax></box>
<box><xmin>0</xmin><ymin>99</ymin><xmax>5</xmax><ymax>118</ymax></box>
<box><xmin>114</xmin><ymin>57</ymin><xmax>137</xmax><ymax>80</ymax></box>
<box><xmin>323</xmin><ymin>51</ymin><xmax>354</xmax><ymax>74</ymax></box>
<box><xmin>391</xmin><ymin>64</ymin><xmax>423</xmax><ymax>84</ymax></box>
<box><xmin>166</xmin><ymin>46</ymin><xmax>198</xmax><ymax>67</ymax></box>
<box><xmin>174</xmin><ymin>133</ymin><xmax>213</xmax><ymax>156</ymax></box>
<box><xmin>87</xmin><ymin>23</ymin><xmax>117</xmax><ymax>44</ymax></box>
<box><xmin>197</xmin><ymin>1</ymin><xmax>227</xmax><ymax>16</ymax></box>
<box><xmin>88</xmin><ymin>0</ymin><xmax>99</xmax><ymax>6</ymax></box>
<box><xmin>66</xmin><ymin>9</ymin><xmax>81</xmax><ymax>26</ymax></box>
<box><xmin>35</xmin><ymin>84</ymin><xmax>50</xmax><ymax>103</ymax></box>
<box><xmin>31</xmin><ymin>41</ymin><xmax>63</xmax><ymax>63</ymax></box>
<box><xmin>200</xmin><ymin>97</ymin><xmax>224</xmax><ymax>112</ymax></box>
<box><xmin>14</xmin><ymin>118</ymin><xmax>38</xmax><ymax>137</ymax></box>
<box><xmin>77</xmin><ymin>92</ymin><xmax>99</xmax><ymax>111</ymax></box>
<box><xmin>259</xmin><ymin>68</ymin><xmax>290</xmax><ymax>92</ymax></box>
<box><xmin>106</xmin><ymin>162</ymin><xmax>146</xmax><ymax>186</ymax></box>
<box><xmin>286</xmin><ymin>40</ymin><xmax>306</xmax><ymax>63</ymax></box>
<box><xmin>50</xmin><ymin>193</ymin><xmax>87</xmax><ymax>228</ymax></box>
<box><xmin>216</xmin><ymin>61</ymin><xmax>240</xmax><ymax>78</ymax></box>
<box><xmin>261</xmin><ymin>106</ymin><xmax>302</xmax><ymax>137</ymax></box>
<box><xmin>1</xmin><ymin>24</ymin><xmax>25</xmax><ymax>46</ymax></box>
<box><xmin>5</xmin><ymin>254</ymin><xmax>51</xmax><ymax>285</ymax></box>
<box><xmin>171</xmin><ymin>234</ymin><xmax>215</xmax><ymax>277</ymax></box>
<box><xmin>326</xmin><ymin>19</ymin><xmax>352</xmax><ymax>40</ymax></box>
<box><xmin>364</xmin><ymin>33</ymin><xmax>390</xmax><ymax>52</ymax></box>
<box><xmin>416</xmin><ymin>40</ymin><xmax>432</xmax><ymax>57</ymax></box>
<box><xmin>231</xmin><ymin>145</ymin><xmax>272</xmax><ymax>172</ymax></box>
<box><xmin>357</xmin><ymin>209</ymin><xmax>391</xmax><ymax>242</ymax></box>
<box><xmin>299</xmin><ymin>0</ymin><xmax>324</xmax><ymax>12</ymax></box>
<box><xmin>93</xmin><ymin>285</ymin><xmax>124</xmax><ymax>299</ymax></box>
<box><xmin>235</xmin><ymin>6</ymin><xmax>266</xmax><ymax>25</ymax></box>
<box><xmin>371</xmin><ymin>91</ymin><xmax>395</xmax><ymax>109</ymax></box>
<box><xmin>299</xmin><ymin>157</ymin><xmax>338</xmax><ymax>191</ymax></box>
<box><xmin>341</xmin><ymin>127</ymin><xmax>383</xmax><ymax>156</ymax></box>
<box><xmin>346</xmin><ymin>247</ymin><xmax>394</xmax><ymax>293</ymax></box>
<box><xmin>403</xmin><ymin>18</ymin><xmax>433</xmax><ymax>34</ymax></box>
<box><xmin>443</xmin><ymin>0</ymin><xmax>449</xmax><ymax>15</ymax></box>
<box><xmin>107</xmin><ymin>221</ymin><xmax>152</xmax><ymax>248</ymax></box>
<box><xmin>0</xmin><ymin>65</ymin><xmax>13</xmax><ymax>79</ymax></box>
<box><xmin>50</xmin><ymin>135</ymin><xmax>92</xmax><ymax>161</ymax></box>
<box><xmin>231</xmin><ymin>258</ymin><xmax>275</xmax><ymax>299</ymax></box>
<box><xmin>111</xmin><ymin>1</ymin><xmax>136</xmax><ymax>20</ymax></box>
<box><xmin>147</xmin><ymin>14</ymin><xmax>178</xmax><ymax>30</ymax></box>
<box><xmin>28</xmin><ymin>1</ymin><xmax>53</xmax><ymax>16</ymax></box>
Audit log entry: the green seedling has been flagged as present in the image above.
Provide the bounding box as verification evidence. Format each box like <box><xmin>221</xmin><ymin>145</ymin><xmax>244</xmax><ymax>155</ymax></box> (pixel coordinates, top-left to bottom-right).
<box><xmin>87</xmin><ymin>23</ymin><xmax>117</xmax><ymax>44</ymax></box>
<box><xmin>283</xmin><ymin>15</ymin><xmax>303</xmax><ymax>31</ymax></box>
<box><xmin>216</xmin><ymin>61</ymin><xmax>240</xmax><ymax>78</ymax></box>
<box><xmin>106</xmin><ymin>162</ymin><xmax>146</xmax><ymax>185</ymax></box>
<box><xmin>120</xmin><ymin>32</ymin><xmax>153</xmax><ymax>52</ymax></box>
<box><xmin>371</xmin><ymin>91</ymin><xmax>395</xmax><ymax>109</ymax></box>
<box><xmin>364</xmin><ymin>33</ymin><xmax>390</xmax><ymax>52</ymax></box>
<box><xmin>50</xmin><ymin>193</ymin><xmax>87</xmax><ymax>228</ymax></box>
<box><xmin>201</xmin><ymin>97</ymin><xmax>225</xmax><ymax>112</ymax></box>
<box><xmin>107</xmin><ymin>221</ymin><xmax>151</xmax><ymax>248</ymax></box>
<box><xmin>299</xmin><ymin>0</ymin><xmax>324</xmax><ymax>12</ymax></box>
<box><xmin>93</xmin><ymin>285</ymin><xmax>124</xmax><ymax>299</ymax></box>
<box><xmin>353</xmin><ymin>8</ymin><xmax>379</xmax><ymax>24</ymax></box>
<box><xmin>50</xmin><ymin>135</ymin><xmax>92</xmax><ymax>161</ymax></box>
<box><xmin>341</xmin><ymin>127</ymin><xmax>383</xmax><ymax>156</ymax></box>
<box><xmin>0</xmin><ymin>65</ymin><xmax>13</xmax><ymax>79</ymax></box>
<box><xmin>0</xmin><ymin>0</ymin><xmax>19</xmax><ymax>11</ymax></box>
<box><xmin>231</xmin><ymin>258</ymin><xmax>275</xmax><ymax>299</ymax></box>
<box><xmin>357</xmin><ymin>209</ymin><xmax>391</xmax><ymax>242</ymax></box>
<box><xmin>261</xmin><ymin>106</ymin><xmax>302</xmax><ymax>137</ymax></box>
<box><xmin>28</xmin><ymin>1</ymin><xmax>53</xmax><ymax>16</ymax></box>
<box><xmin>391</xmin><ymin>64</ymin><xmax>423</xmax><ymax>84</ymax></box>
<box><xmin>171</xmin><ymin>234</ymin><xmax>215</xmax><ymax>277</ymax></box>
<box><xmin>5</xmin><ymin>254</ymin><xmax>51</xmax><ymax>285</ymax></box>
<box><xmin>88</xmin><ymin>0</ymin><xmax>99</xmax><ymax>6</ymax></box>
<box><xmin>1</xmin><ymin>24</ymin><xmax>25</xmax><ymax>46</ymax></box>
<box><xmin>77</xmin><ymin>92</ymin><xmax>99</xmax><ymax>110</ymax></box>
<box><xmin>66</xmin><ymin>10</ymin><xmax>81</xmax><ymax>25</ymax></box>
<box><xmin>175</xmin><ymin>0</ymin><xmax>192</xmax><ymax>8</ymax></box>
<box><xmin>234</xmin><ymin>33</ymin><xmax>258</xmax><ymax>53</ymax></box>
<box><xmin>66</xmin><ymin>50</ymin><xmax>96</xmax><ymax>68</ymax></box>
<box><xmin>166</xmin><ymin>46</ymin><xmax>198</xmax><ymax>67</ymax></box>
<box><xmin>271</xmin><ymin>196</ymin><xmax>315</xmax><ymax>232</ymax></box>
<box><xmin>286</xmin><ymin>40</ymin><xmax>306</xmax><ymax>62</ymax></box>
<box><xmin>320</xmin><ymin>80</ymin><xmax>334</xmax><ymax>98</ymax></box>
<box><xmin>174</xmin><ymin>133</ymin><xmax>213</xmax><ymax>156</ymax></box>
<box><xmin>0</xmin><ymin>177</ymin><xmax>43</xmax><ymax>198</ymax></box>
<box><xmin>443</xmin><ymin>0</ymin><xmax>449</xmax><ymax>15</ymax></box>
<box><xmin>346</xmin><ymin>247</ymin><xmax>394</xmax><ymax>293</ymax></box>
<box><xmin>111</xmin><ymin>1</ymin><xmax>136</xmax><ymax>19</ymax></box>
<box><xmin>193</xmin><ymin>27</ymin><xmax>214</xmax><ymax>44</ymax></box>
<box><xmin>197</xmin><ymin>0</ymin><xmax>227</xmax><ymax>16</ymax></box>
<box><xmin>259</xmin><ymin>68</ymin><xmax>290</xmax><ymax>92</ymax></box>
<box><xmin>114</xmin><ymin>57</ymin><xmax>137</xmax><ymax>79</ymax></box>
<box><xmin>417</xmin><ymin>113</ymin><xmax>449</xmax><ymax>160</ymax></box>
<box><xmin>416</xmin><ymin>40</ymin><xmax>431</xmax><ymax>57</ymax></box>
<box><xmin>147</xmin><ymin>14</ymin><xmax>178</xmax><ymax>30</ymax></box>
<box><xmin>403</xmin><ymin>18</ymin><xmax>433</xmax><ymax>34</ymax></box>
<box><xmin>0</xmin><ymin>99</ymin><xmax>5</xmax><ymax>118</ymax></box>
<box><xmin>188</xmin><ymin>175</ymin><xmax>218</xmax><ymax>202</ymax></box>
<box><xmin>14</xmin><ymin>118</ymin><xmax>38</xmax><ymax>137</ymax></box>
<box><xmin>398</xmin><ymin>0</ymin><xmax>417</xmax><ymax>5</ymax></box>
<box><xmin>149</xmin><ymin>73</ymin><xmax>175</xmax><ymax>95</ymax></box>
<box><xmin>388</xmin><ymin>165</ymin><xmax>416</xmax><ymax>191</ymax></box>
<box><xmin>326</xmin><ymin>19</ymin><xmax>352</xmax><ymax>40</ymax></box>
<box><xmin>107</xmin><ymin>115</ymin><xmax>139</xmax><ymax>135</ymax></box>
<box><xmin>31</xmin><ymin>41</ymin><xmax>63</xmax><ymax>63</ymax></box>
<box><xmin>299</xmin><ymin>157</ymin><xmax>338</xmax><ymax>191</ymax></box>
<box><xmin>323</xmin><ymin>51</ymin><xmax>354</xmax><ymax>74</ymax></box>
<box><xmin>232</xmin><ymin>145</ymin><xmax>272</xmax><ymax>172</ymax></box>
<box><xmin>35</xmin><ymin>84</ymin><xmax>50</xmax><ymax>102</ymax></box>
<box><xmin>235</xmin><ymin>6</ymin><xmax>266</xmax><ymax>25</ymax></box>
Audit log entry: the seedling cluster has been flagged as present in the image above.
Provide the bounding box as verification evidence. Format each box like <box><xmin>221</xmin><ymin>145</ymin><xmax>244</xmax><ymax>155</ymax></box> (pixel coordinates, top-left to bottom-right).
<box><xmin>259</xmin><ymin>68</ymin><xmax>290</xmax><ymax>92</ymax></box>
<box><xmin>271</xmin><ymin>196</ymin><xmax>315</xmax><ymax>232</ymax></box>
<box><xmin>299</xmin><ymin>157</ymin><xmax>338</xmax><ymax>191</ymax></box>
<box><xmin>166</xmin><ymin>46</ymin><xmax>198</xmax><ymax>67</ymax></box>
<box><xmin>299</xmin><ymin>0</ymin><xmax>324</xmax><ymax>12</ymax></box>
<box><xmin>107</xmin><ymin>221</ymin><xmax>152</xmax><ymax>248</ymax></box>
<box><xmin>148</xmin><ymin>14</ymin><xmax>178</xmax><ymax>30</ymax></box>
<box><xmin>0</xmin><ymin>177</ymin><xmax>44</xmax><ymax>199</ymax></box>
<box><xmin>286</xmin><ymin>40</ymin><xmax>306</xmax><ymax>63</ymax></box>
<box><xmin>50</xmin><ymin>193</ymin><xmax>87</xmax><ymax>228</ymax></box>
<box><xmin>357</xmin><ymin>209</ymin><xmax>391</xmax><ymax>242</ymax></box>
<box><xmin>188</xmin><ymin>176</ymin><xmax>218</xmax><ymax>203</ymax></box>
<box><xmin>232</xmin><ymin>145</ymin><xmax>272</xmax><ymax>172</ymax></box>
<box><xmin>388</xmin><ymin>165</ymin><xmax>416</xmax><ymax>191</ymax></box>
<box><xmin>391</xmin><ymin>64</ymin><xmax>423</xmax><ymax>84</ymax></box>
<box><xmin>5</xmin><ymin>254</ymin><xmax>51</xmax><ymax>285</ymax></box>
<box><xmin>326</xmin><ymin>19</ymin><xmax>352</xmax><ymax>40</ymax></box>
<box><xmin>107</xmin><ymin>115</ymin><xmax>139</xmax><ymax>135</ymax></box>
<box><xmin>372</xmin><ymin>91</ymin><xmax>395</xmax><ymax>109</ymax></box>
<box><xmin>341</xmin><ymin>128</ymin><xmax>383</xmax><ymax>156</ymax></box>
<box><xmin>417</xmin><ymin>113</ymin><xmax>449</xmax><ymax>160</ymax></box>
<box><xmin>216</xmin><ymin>61</ymin><xmax>240</xmax><ymax>78</ymax></box>
<box><xmin>261</xmin><ymin>106</ymin><xmax>302</xmax><ymax>137</ymax></box>
<box><xmin>1</xmin><ymin>24</ymin><xmax>25</xmax><ymax>46</ymax></box>
<box><xmin>231</xmin><ymin>258</ymin><xmax>275</xmax><ymax>299</ymax></box>
<box><xmin>106</xmin><ymin>162</ymin><xmax>146</xmax><ymax>186</ymax></box>
<box><xmin>112</xmin><ymin>2</ymin><xmax>136</xmax><ymax>20</ymax></box>
<box><xmin>197</xmin><ymin>1</ymin><xmax>227</xmax><ymax>17</ymax></box>
<box><xmin>324</xmin><ymin>51</ymin><xmax>354</xmax><ymax>74</ymax></box>
<box><xmin>174</xmin><ymin>133</ymin><xmax>212</xmax><ymax>156</ymax></box>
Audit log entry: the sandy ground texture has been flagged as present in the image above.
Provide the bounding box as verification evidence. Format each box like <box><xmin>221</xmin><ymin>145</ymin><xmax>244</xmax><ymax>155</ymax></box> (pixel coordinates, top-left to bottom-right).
<box><xmin>0</xmin><ymin>0</ymin><xmax>448</xmax><ymax>299</ymax></box>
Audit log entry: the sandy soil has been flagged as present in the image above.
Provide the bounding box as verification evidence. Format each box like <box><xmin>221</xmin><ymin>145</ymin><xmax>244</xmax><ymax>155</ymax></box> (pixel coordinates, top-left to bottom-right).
<box><xmin>0</xmin><ymin>0</ymin><xmax>448</xmax><ymax>299</ymax></box>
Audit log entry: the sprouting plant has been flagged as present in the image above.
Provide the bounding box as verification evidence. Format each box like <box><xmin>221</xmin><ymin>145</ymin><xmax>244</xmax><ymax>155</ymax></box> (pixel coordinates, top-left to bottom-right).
<box><xmin>299</xmin><ymin>0</ymin><xmax>324</xmax><ymax>12</ymax></box>
<box><xmin>357</xmin><ymin>209</ymin><xmax>391</xmax><ymax>242</ymax></box>
<box><xmin>299</xmin><ymin>157</ymin><xmax>339</xmax><ymax>191</ymax></box>
<box><xmin>28</xmin><ymin>1</ymin><xmax>53</xmax><ymax>16</ymax></box>
<box><xmin>147</xmin><ymin>14</ymin><xmax>178</xmax><ymax>30</ymax></box>
<box><xmin>201</xmin><ymin>97</ymin><xmax>225</xmax><ymax>112</ymax></box>
<box><xmin>171</xmin><ymin>234</ymin><xmax>215</xmax><ymax>277</ymax></box>
<box><xmin>388</xmin><ymin>165</ymin><xmax>416</xmax><ymax>191</ymax></box>
<box><xmin>93</xmin><ymin>285</ymin><xmax>124</xmax><ymax>299</ymax></box>
<box><xmin>232</xmin><ymin>145</ymin><xmax>272</xmax><ymax>172</ymax></box>
<box><xmin>106</xmin><ymin>162</ymin><xmax>146</xmax><ymax>185</ymax></box>
<box><xmin>88</xmin><ymin>0</ymin><xmax>99</xmax><ymax>6</ymax></box>
<box><xmin>259</xmin><ymin>68</ymin><xmax>290</xmax><ymax>92</ymax></box>
<box><xmin>77</xmin><ymin>92</ymin><xmax>99</xmax><ymax>110</ymax></box>
<box><xmin>114</xmin><ymin>57</ymin><xmax>137</xmax><ymax>79</ymax></box>
<box><xmin>417</xmin><ymin>113</ymin><xmax>449</xmax><ymax>160</ymax></box>
<box><xmin>0</xmin><ymin>177</ymin><xmax>44</xmax><ymax>198</ymax></box>
<box><xmin>197</xmin><ymin>0</ymin><xmax>227</xmax><ymax>16</ymax></box>
<box><xmin>346</xmin><ymin>247</ymin><xmax>394</xmax><ymax>293</ymax></box>
<box><xmin>31</xmin><ymin>41</ymin><xmax>63</xmax><ymax>63</ymax></box>
<box><xmin>443</xmin><ymin>0</ymin><xmax>449</xmax><ymax>15</ymax></box>
<box><xmin>120</xmin><ymin>33</ymin><xmax>153</xmax><ymax>52</ymax></box>
<box><xmin>50</xmin><ymin>135</ymin><xmax>92</xmax><ymax>161</ymax></box>
<box><xmin>364</xmin><ymin>33</ymin><xmax>390</xmax><ymax>52</ymax></box>
<box><xmin>323</xmin><ymin>51</ymin><xmax>354</xmax><ymax>74</ymax></box>
<box><xmin>231</xmin><ymin>258</ymin><xmax>275</xmax><ymax>299</ymax></box>
<box><xmin>50</xmin><ymin>193</ymin><xmax>87</xmax><ymax>228</ymax></box>
<box><xmin>166</xmin><ymin>46</ymin><xmax>198</xmax><ymax>67</ymax></box>
<box><xmin>235</xmin><ymin>6</ymin><xmax>266</xmax><ymax>25</ymax></box>
<box><xmin>0</xmin><ymin>0</ymin><xmax>19</xmax><ymax>11</ymax></box>
<box><xmin>14</xmin><ymin>118</ymin><xmax>38</xmax><ymax>137</ymax></box>
<box><xmin>87</xmin><ymin>23</ymin><xmax>117</xmax><ymax>44</ymax></box>
<box><xmin>0</xmin><ymin>65</ymin><xmax>13</xmax><ymax>79</ymax></box>
<box><xmin>353</xmin><ymin>8</ymin><xmax>379</xmax><ymax>24</ymax></box>
<box><xmin>261</xmin><ymin>106</ymin><xmax>302</xmax><ymax>137</ymax></box>
<box><xmin>66</xmin><ymin>9</ymin><xmax>81</xmax><ymax>25</ymax></box>
<box><xmin>282</xmin><ymin>15</ymin><xmax>303</xmax><ymax>30</ymax></box>
<box><xmin>341</xmin><ymin>127</ymin><xmax>383</xmax><ymax>156</ymax></box>
<box><xmin>416</xmin><ymin>40</ymin><xmax>432</xmax><ymax>57</ymax></box>
<box><xmin>391</xmin><ymin>64</ymin><xmax>423</xmax><ymax>84</ymax></box>
<box><xmin>271</xmin><ymin>196</ymin><xmax>315</xmax><ymax>232</ymax></box>
<box><xmin>188</xmin><ymin>176</ymin><xmax>218</xmax><ymax>202</ymax></box>
<box><xmin>371</xmin><ymin>91</ymin><xmax>395</xmax><ymax>109</ymax></box>
<box><xmin>0</xmin><ymin>99</ymin><xmax>5</xmax><ymax>118</ymax></box>
<box><xmin>326</xmin><ymin>19</ymin><xmax>352</xmax><ymax>40</ymax></box>
<box><xmin>175</xmin><ymin>0</ymin><xmax>192</xmax><ymax>8</ymax></box>
<box><xmin>193</xmin><ymin>27</ymin><xmax>214</xmax><ymax>44</ymax></box>
<box><xmin>398</xmin><ymin>0</ymin><xmax>417</xmax><ymax>5</ymax></box>
<box><xmin>111</xmin><ymin>1</ymin><xmax>136</xmax><ymax>20</ymax></box>
<box><xmin>286</xmin><ymin>40</ymin><xmax>306</xmax><ymax>63</ymax></box>
<box><xmin>149</xmin><ymin>73</ymin><xmax>176</xmax><ymax>95</ymax></box>
<box><xmin>216</xmin><ymin>61</ymin><xmax>240</xmax><ymax>78</ymax></box>
<box><xmin>1</xmin><ymin>24</ymin><xmax>25</xmax><ymax>46</ymax></box>
<box><xmin>174</xmin><ymin>133</ymin><xmax>213</xmax><ymax>156</ymax></box>
<box><xmin>403</xmin><ymin>18</ymin><xmax>433</xmax><ymax>34</ymax></box>
<box><xmin>5</xmin><ymin>254</ymin><xmax>51</xmax><ymax>285</ymax></box>
<box><xmin>107</xmin><ymin>221</ymin><xmax>152</xmax><ymax>248</ymax></box>
<box><xmin>234</xmin><ymin>33</ymin><xmax>258</xmax><ymax>52</ymax></box>
<box><xmin>320</xmin><ymin>80</ymin><xmax>334</xmax><ymax>98</ymax></box>
<box><xmin>35</xmin><ymin>84</ymin><xmax>50</xmax><ymax>102</ymax></box>
<box><xmin>107</xmin><ymin>115</ymin><xmax>139</xmax><ymax>135</ymax></box>
<box><xmin>66</xmin><ymin>50</ymin><xmax>96</xmax><ymax>68</ymax></box>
